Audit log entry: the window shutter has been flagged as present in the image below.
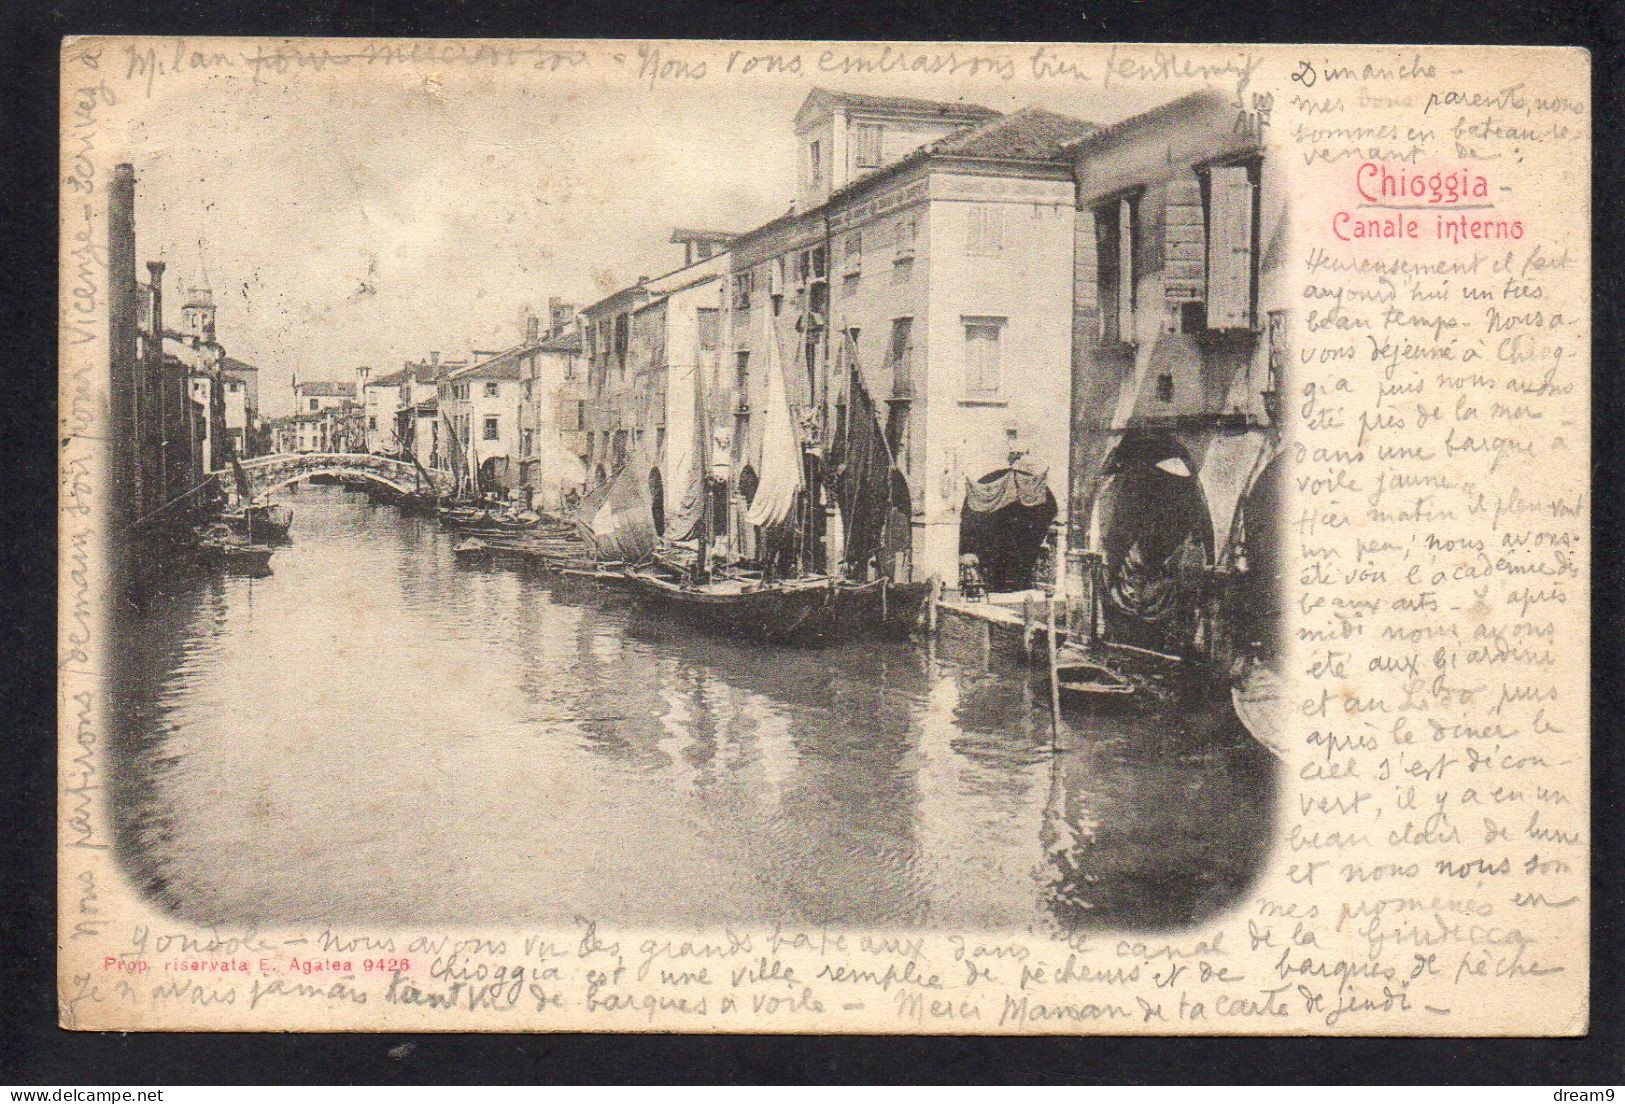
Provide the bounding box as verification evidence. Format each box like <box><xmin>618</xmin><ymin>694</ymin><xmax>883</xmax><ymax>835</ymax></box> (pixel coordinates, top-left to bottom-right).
<box><xmin>1116</xmin><ymin>199</ymin><xmax>1135</xmax><ymax>342</ymax></box>
<box><xmin>1163</xmin><ymin>176</ymin><xmax>1206</xmax><ymax>303</ymax></box>
<box><xmin>1208</xmin><ymin>165</ymin><xmax>1255</xmax><ymax>329</ymax></box>
<box><xmin>1073</xmin><ymin>206</ymin><xmax>1099</xmax><ymax>341</ymax></box>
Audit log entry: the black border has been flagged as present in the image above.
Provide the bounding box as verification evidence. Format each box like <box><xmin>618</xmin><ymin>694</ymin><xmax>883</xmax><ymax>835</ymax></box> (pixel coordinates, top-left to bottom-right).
<box><xmin>4</xmin><ymin>0</ymin><xmax>1621</xmax><ymax>1085</ymax></box>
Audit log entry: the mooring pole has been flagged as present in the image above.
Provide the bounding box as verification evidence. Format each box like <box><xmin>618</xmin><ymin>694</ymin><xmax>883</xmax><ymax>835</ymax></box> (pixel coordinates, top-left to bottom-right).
<box><xmin>1045</xmin><ymin>522</ymin><xmax>1065</xmax><ymax>753</ymax></box>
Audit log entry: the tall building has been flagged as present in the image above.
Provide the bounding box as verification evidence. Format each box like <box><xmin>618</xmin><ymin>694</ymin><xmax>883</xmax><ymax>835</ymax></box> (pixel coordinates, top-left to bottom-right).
<box><xmin>1063</xmin><ymin>90</ymin><xmax>1287</xmax><ymax>664</ymax></box>
<box><xmin>721</xmin><ymin>90</ymin><xmax>1093</xmax><ymax>585</ymax></box>
<box><xmin>107</xmin><ymin>164</ymin><xmax>221</xmax><ymax>540</ymax></box>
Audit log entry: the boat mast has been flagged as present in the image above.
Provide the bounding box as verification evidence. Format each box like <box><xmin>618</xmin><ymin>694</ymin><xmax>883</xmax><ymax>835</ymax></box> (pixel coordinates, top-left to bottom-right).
<box><xmin>693</xmin><ymin>339</ymin><xmax>710</xmax><ymax>583</ymax></box>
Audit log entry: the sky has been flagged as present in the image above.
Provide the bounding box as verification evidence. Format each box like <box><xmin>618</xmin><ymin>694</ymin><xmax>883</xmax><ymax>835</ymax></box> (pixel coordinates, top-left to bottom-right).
<box><xmin>115</xmin><ymin>41</ymin><xmax>1198</xmax><ymax>417</ymax></box>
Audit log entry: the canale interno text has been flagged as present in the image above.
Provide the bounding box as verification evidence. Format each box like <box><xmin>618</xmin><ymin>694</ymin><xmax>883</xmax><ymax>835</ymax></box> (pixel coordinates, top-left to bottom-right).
<box><xmin>1334</xmin><ymin>162</ymin><xmax>1525</xmax><ymax>244</ymax></box>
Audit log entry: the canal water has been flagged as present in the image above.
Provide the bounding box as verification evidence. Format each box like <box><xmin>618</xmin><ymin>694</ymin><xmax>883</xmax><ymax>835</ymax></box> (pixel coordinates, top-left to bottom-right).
<box><xmin>112</xmin><ymin>484</ymin><xmax>1275</xmax><ymax>934</ymax></box>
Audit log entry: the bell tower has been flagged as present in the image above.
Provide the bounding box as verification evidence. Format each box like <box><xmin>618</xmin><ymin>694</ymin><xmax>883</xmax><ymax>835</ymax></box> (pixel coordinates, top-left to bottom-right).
<box><xmin>182</xmin><ymin>241</ymin><xmax>216</xmax><ymax>343</ymax></box>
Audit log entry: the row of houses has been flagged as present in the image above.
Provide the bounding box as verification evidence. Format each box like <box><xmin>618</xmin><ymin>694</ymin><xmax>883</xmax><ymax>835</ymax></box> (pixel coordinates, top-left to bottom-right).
<box><xmin>107</xmin><ymin>162</ymin><xmax>265</xmax><ymax>546</ymax></box>
<box><xmin>281</xmin><ymin>86</ymin><xmax>1285</xmax><ymax>661</ymax></box>
<box><xmin>550</xmin><ymin>87</ymin><xmax>1287</xmax><ymax>658</ymax></box>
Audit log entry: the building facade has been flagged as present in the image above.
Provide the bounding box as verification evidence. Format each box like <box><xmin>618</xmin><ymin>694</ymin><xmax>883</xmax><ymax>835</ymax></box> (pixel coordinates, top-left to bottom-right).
<box><xmin>720</xmin><ymin>90</ymin><xmax>1092</xmax><ymax>586</ymax></box>
<box><xmin>1064</xmin><ymin>90</ymin><xmax>1287</xmax><ymax>664</ymax></box>
<box><xmin>438</xmin><ymin>349</ymin><xmax>525</xmax><ymax>493</ymax></box>
<box><xmin>516</xmin><ymin>300</ymin><xmax>588</xmax><ymax>509</ymax></box>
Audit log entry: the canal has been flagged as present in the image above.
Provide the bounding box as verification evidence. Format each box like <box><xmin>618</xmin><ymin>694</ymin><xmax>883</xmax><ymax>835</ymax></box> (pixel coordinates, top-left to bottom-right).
<box><xmin>112</xmin><ymin>484</ymin><xmax>1276</xmax><ymax>934</ymax></box>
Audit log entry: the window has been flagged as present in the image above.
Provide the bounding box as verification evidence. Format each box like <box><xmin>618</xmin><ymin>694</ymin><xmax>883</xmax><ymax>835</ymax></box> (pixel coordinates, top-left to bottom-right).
<box><xmin>733</xmin><ymin>270</ymin><xmax>754</xmax><ymax>310</ymax></box>
<box><xmin>576</xmin><ymin>400</ymin><xmax>587</xmax><ymax>431</ymax></box>
<box><xmin>807</xmin><ymin>139</ymin><xmax>822</xmax><ymax>190</ymax></box>
<box><xmin>887</xmin><ymin>318</ymin><xmax>913</xmax><ymax>398</ymax></box>
<box><xmin>483</xmin><ymin>416</ymin><xmax>499</xmax><ymax>441</ymax></box>
<box><xmin>309</xmin><ymin>398</ymin><xmax>319</xmax><ymax>411</ymax></box>
<box><xmin>485</xmin><ymin>381</ymin><xmax>499</xmax><ymax>398</ymax></box>
<box><xmin>811</xmin><ymin>245</ymin><xmax>827</xmax><ymax>281</ymax></box>
<box><xmin>522</xmin><ymin>428</ymin><xmax>534</xmax><ymax>456</ymax></box>
<box><xmin>1095</xmin><ymin>193</ymin><xmax>1139</xmax><ymax>344</ymax></box>
<box><xmin>895</xmin><ymin>216</ymin><xmax>917</xmax><ymax>259</ymax></box>
<box><xmin>967</xmin><ymin>205</ymin><xmax>1004</xmax><ymax>256</ymax></box>
<box><xmin>1157</xmin><ymin>374</ymin><xmax>1175</xmax><ymax>403</ymax></box>
<box><xmin>1205</xmin><ymin>162</ymin><xmax>1261</xmax><ymax>330</ymax></box>
<box><xmin>854</xmin><ymin>124</ymin><xmax>883</xmax><ymax>168</ymax></box>
<box><xmin>368</xmin><ymin>416</ymin><xmax>377</xmax><ymax>430</ymax></box>
<box><xmin>523</xmin><ymin>381</ymin><xmax>533</xmax><ymax>400</ymax></box>
<box><xmin>844</xmin><ymin>231</ymin><xmax>862</xmax><ymax>275</ymax></box>
<box><xmin>962</xmin><ymin>317</ymin><xmax>1004</xmax><ymax>398</ymax></box>
<box><xmin>696</xmin><ymin>307</ymin><xmax>719</xmax><ymax>350</ymax></box>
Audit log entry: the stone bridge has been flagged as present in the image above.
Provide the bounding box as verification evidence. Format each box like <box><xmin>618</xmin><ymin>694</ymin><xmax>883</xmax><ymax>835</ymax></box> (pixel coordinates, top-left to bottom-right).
<box><xmin>227</xmin><ymin>452</ymin><xmax>455</xmax><ymax>499</ymax></box>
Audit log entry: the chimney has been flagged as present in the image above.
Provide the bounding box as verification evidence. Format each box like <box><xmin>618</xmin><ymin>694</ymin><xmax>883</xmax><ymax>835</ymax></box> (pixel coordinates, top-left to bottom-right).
<box><xmin>548</xmin><ymin>297</ymin><xmax>573</xmax><ymax>335</ymax></box>
<box><xmin>430</xmin><ymin>351</ymin><xmax>440</xmax><ymax>367</ymax></box>
<box><xmin>109</xmin><ymin>164</ymin><xmax>140</xmax><ymax>523</ymax></box>
<box><xmin>109</xmin><ymin>165</ymin><xmax>138</xmax><ymax>366</ymax></box>
<box><xmin>146</xmin><ymin>261</ymin><xmax>166</xmax><ymax>343</ymax></box>
<box><xmin>525</xmin><ymin>314</ymin><xmax>540</xmax><ymax>343</ymax></box>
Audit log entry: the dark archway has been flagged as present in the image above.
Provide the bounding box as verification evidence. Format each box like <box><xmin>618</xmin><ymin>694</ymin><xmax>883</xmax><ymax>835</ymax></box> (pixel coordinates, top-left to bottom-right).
<box><xmin>959</xmin><ymin>468</ymin><xmax>1057</xmax><ymax>593</ymax></box>
<box><xmin>1233</xmin><ymin>452</ymin><xmax>1285</xmax><ymax>659</ymax></box>
<box><xmin>1094</xmin><ymin>437</ymin><xmax>1214</xmax><ymax>654</ymax></box>
<box><xmin>593</xmin><ymin>464</ymin><xmax>608</xmax><ymax>487</ymax></box>
<box><xmin>648</xmin><ymin>467</ymin><xmax>665</xmax><ymax>535</ymax></box>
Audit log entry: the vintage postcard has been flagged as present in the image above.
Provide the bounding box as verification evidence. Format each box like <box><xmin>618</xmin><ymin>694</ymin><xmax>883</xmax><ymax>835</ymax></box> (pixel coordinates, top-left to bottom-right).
<box><xmin>58</xmin><ymin>39</ymin><xmax>1590</xmax><ymax>1034</ymax></box>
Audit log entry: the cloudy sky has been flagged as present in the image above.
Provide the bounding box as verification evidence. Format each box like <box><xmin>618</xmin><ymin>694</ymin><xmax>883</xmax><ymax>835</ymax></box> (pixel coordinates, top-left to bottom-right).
<box><xmin>114</xmin><ymin>40</ymin><xmax>1199</xmax><ymax>416</ymax></box>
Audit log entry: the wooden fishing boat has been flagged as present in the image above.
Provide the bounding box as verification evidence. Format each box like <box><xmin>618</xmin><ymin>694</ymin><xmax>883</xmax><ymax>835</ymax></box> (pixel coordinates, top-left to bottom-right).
<box><xmin>218</xmin><ymin>502</ymin><xmax>293</xmax><ymax>544</ymax></box>
<box><xmin>832</xmin><ymin>578</ymin><xmax>933</xmax><ymax>638</ymax></box>
<box><xmin>193</xmin><ymin>524</ymin><xmax>274</xmax><ymax>576</ymax></box>
<box><xmin>623</xmin><ymin>568</ymin><xmax>836</xmax><ymax>645</ymax></box>
<box><xmin>452</xmin><ymin>537</ymin><xmax>493</xmax><ymax>562</ymax></box>
<box><xmin>395</xmin><ymin>490</ymin><xmax>440</xmax><ymax>516</ymax></box>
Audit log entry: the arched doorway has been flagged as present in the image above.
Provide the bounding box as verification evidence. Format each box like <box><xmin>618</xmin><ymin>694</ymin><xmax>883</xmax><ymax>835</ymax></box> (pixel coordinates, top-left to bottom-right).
<box><xmin>1092</xmin><ymin>437</ymin><xmax>1214</xmax><ymax>654</ymax></box>
<box><xmin>1232</xmin><ymin>452</ymin><xmax>1285</xmax><ymax>659</ymax></box>
<box><xmin>648</xmin><ymin>467</ymin><xmax>665</xmax><ymax>535</ymax></box>
<box><xmin>960</xmin><ymin>466</ymin><xmax>1057</xmax><ymax>593</ymax></box>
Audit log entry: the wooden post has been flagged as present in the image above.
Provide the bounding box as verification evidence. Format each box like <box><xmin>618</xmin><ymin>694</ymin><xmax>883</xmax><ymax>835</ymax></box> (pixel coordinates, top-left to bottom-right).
<box><xmin>1022</xmin><ymin>594</ymin><xmax>1036</xmax><ymax>661</ymax></box>
<box><xmin>1045</xmin><ymin>522</ymin><xmax>1065</xmax><ymax>752</ymax></box>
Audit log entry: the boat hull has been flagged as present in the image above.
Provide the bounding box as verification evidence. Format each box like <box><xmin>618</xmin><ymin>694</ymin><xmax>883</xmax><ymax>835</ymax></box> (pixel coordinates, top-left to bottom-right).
<box><xmin>624</xmin><ymin>571</ymin><xmax>836</xmax><ymax>646</ymax></box>
<box><xmin>832</xmin><ymin>579</ymin><xmax>932</xmax><ymax>638</ymax></box>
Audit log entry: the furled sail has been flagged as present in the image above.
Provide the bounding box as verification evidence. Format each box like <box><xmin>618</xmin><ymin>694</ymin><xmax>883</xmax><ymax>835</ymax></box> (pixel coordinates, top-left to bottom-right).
<box><xmin>589</xmin><ymin>458</ymin><xmax>658</xmax><ymax>563</ymax></box>
<box><xmin>440</xmin><ymin>410</ymin><xmax>468</xmax><ymax>490</ymax></box>
<box><xmin>744</xmin><ymin>306</ymin><xmax>802</xmax><ymax>530</ymax></box>
<box><xmin>661</xmin><ymin>361</ymin><xmax>706</xmax><ymax>543</ymax></box>
<box><xmin>827</xmin><ymin>334</ymin><xmax>894</xmax><ymax>577</ymax></box>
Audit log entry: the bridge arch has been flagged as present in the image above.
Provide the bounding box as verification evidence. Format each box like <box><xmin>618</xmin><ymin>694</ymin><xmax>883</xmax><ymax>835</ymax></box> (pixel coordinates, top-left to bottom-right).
<box><xmin>230</xmin><ymin>452</ymin><xmax>455</xmax><ymax>500</ymax></box>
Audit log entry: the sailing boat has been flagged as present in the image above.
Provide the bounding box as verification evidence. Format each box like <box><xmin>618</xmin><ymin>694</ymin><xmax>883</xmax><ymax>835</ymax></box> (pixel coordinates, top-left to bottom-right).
<box><xmin>219</xmin><ymin>448</ymin><xmax>293</xmax><ymax>543</ymax></box>
<box><xmin>622</xmin><ymin>301</ymin><xmax>836</xmax><ymax>645</ymax></box>
<box><xmin>825</xmin><ymin>332</ymin><xmax>932</xmax><ymax>636</ymax></box>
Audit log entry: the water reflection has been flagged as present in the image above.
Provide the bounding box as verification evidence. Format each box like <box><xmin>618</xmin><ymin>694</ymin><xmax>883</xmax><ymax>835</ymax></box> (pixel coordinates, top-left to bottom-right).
<box><xmin>112</xmin><ymin>485</ymin><xmax>1274</xmax><ymax>932</ymax></box>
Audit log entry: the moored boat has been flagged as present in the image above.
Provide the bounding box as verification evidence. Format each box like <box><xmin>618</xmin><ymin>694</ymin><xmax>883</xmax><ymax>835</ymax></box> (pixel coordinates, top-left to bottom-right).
<box><xmin>623</xmin><ymin>568</ymin><xmax>836</xmax><ymax>645</ymax></box>
<box><xmin>193</xmin><ymin>523</ymin><xmax>274</xmax><ymax>575</ymax></box>
<box><xmin>832</xmin><ymin>578</ymin><xmax>933</xmax><ymax>638</ymax></box>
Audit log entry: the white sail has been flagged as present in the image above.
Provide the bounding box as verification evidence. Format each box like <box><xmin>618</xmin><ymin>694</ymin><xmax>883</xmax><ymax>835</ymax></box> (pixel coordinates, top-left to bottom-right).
<box><xmin>744</xmin><ymin>306</ymin><xmax>802</xmax><ymax>529</ymax></box>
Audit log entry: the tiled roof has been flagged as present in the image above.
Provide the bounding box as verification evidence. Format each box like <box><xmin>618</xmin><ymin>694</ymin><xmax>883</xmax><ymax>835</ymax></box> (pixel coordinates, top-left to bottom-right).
<box><xmin>369</xmin><ymin>368</ymin><xmax>408</xmax><ymax>387</ymax></box>
<box><xmin>811</xmin><ymin>88</ymin><xmax>1000</xmax><ymax>122</ymax></box>
<box><xmin>930</xmin><ymin>106</ymin><xmax>1096</xmax><ymax>161</ymax></box>
<box><xmin>295</xmin><ymin>380</ymin><xmax>356</xmax><ymax>397</ymax></box>
<box><xmin>448</xmin><ymin>345</ymin><xmax>527</xmax><ymax>382</ymax></box>
<box><xmin>669</xmin><ymin>228</ymin><xmax>739</xmax><ymax>242</ymax></box>
<box><xmin>222</xmin><ymin>356</ymin><xmax>258</xmax><ymax>375</ymax></box>
<box><xmin>538</xmin><ymin>331</ymin><xmax>582</xmax><ymax>353</ymax></box>
<box><xmin>1063</xmin><ymin>90</ymin><xmax>1227</xmax><ymax>156</ymax></box>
